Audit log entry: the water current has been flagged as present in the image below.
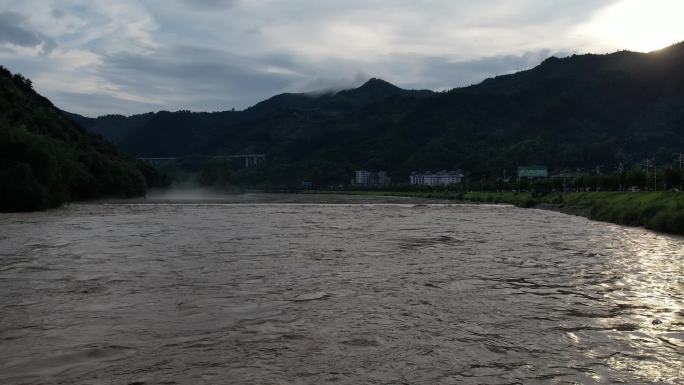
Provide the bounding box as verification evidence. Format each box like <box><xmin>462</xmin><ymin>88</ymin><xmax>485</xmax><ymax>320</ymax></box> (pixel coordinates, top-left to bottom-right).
<box><xmin>1</xmin><ymin>193</ymin><xmax>683</xmax><ymax>384</ymax></box>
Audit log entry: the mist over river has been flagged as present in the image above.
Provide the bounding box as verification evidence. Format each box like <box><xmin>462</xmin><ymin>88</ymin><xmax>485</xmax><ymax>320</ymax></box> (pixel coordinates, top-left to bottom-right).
<box><xmin>1</xmin><ymin>194</ymin><xmax>683</xmax><ymax>384</ymax></box>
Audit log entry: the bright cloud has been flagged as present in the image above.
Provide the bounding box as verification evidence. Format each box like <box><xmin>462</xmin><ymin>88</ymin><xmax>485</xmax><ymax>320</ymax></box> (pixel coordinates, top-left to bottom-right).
<box><xmin>576</xmin><ymin>0</ymin><xmax>684</xmax><ymax>53</ymax></box>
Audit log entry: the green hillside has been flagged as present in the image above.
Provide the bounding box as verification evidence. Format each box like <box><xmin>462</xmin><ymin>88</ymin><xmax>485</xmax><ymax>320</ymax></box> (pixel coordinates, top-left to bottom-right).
<box><xmin>0</xmin><ymin>66</ymin><xmax>169</xmax><ymax>212</ymax></box>
<box><xmin>71</xmin><ymin>42</ymin><xmax>684</xmax><ymax>187</ymax></box>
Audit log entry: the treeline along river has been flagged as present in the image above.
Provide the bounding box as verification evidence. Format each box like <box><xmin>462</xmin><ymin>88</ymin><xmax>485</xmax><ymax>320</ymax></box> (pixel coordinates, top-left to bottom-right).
<box><xmin>0</xmin><ymin>194</ymin><xmax>683</xmax><ymax>384</ymax></box>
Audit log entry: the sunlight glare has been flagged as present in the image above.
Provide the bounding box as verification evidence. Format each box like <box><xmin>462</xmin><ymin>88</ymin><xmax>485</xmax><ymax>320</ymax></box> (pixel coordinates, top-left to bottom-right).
<box><xmin>580</xmin><ymin>0</ymin><xmax>684</xmax><ymax>52</ymax></box>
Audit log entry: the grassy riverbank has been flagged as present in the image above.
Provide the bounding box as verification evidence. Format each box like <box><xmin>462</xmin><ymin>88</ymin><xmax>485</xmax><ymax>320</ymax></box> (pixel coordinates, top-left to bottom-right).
<box><xmin>464</xmin><ymin>192</ymin><xmax>684</xmax><ymax>235</ymax></box>
<box><xmin>311</xmin><ymin>190</ymin><xmax>684</xmax><ymax>236</ymax></box>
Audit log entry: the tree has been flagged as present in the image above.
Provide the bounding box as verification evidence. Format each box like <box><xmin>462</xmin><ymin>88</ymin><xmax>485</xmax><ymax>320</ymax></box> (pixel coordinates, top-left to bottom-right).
<box><xmin>364</xmin><ymin>158</ymin><xmax>386</xmax><ymax>172</ymax></box>
<box><xmin>625</xmin><ymin>167</ymin><xmax>647</xmax><ymax>190</ymax></box>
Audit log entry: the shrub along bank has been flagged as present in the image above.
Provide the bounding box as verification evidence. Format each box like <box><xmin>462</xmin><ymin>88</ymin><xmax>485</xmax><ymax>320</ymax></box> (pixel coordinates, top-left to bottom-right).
<box><xmin>462</xmin><ymin>192</ymin><xmax>684</xmax><ymax>235</ymax></box>
<box><xmin>322</xmin><ymin>190</ymin><xmax>684</xmax><ymax>236</ymax></box>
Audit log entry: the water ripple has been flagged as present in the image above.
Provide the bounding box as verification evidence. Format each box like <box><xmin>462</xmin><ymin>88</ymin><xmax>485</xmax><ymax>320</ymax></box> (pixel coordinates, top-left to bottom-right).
<box><xmin>0</xmin><ymin>196</ymin><xmax>682</xmax><ymax>384</ymax></box>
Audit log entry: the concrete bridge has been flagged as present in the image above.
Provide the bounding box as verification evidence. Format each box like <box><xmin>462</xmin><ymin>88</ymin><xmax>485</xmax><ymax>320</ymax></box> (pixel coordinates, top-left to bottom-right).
<box><xmin>220</xmin><ymin>154</ymin><xmax>266</xmax><ymax>168</ymax></box>
<box><xmin>138</xmin><ymin>157</ymin><xmax>176</xmax><ymax>166</ymax></box>
<box><xmin>139</xmin><ymin>154</ymin><xmax>266</xmax><ymax>168</ymax></box>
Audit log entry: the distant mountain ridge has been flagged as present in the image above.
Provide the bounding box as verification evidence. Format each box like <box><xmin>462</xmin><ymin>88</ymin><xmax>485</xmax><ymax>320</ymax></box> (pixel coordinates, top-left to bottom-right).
<box><xmin>68</xmin><ymin>77</ymin><xmax>434</xmax><ymax>157</ymax></box>
<box><xmin>67</xmin><ymin>41</ymin><xmax>684</xmax><ymax>186</ymax></box>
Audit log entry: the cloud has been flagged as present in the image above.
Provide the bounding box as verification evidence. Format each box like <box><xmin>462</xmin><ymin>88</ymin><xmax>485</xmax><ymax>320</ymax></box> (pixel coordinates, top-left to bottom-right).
<box><xmin>92</xmin><ymin>46</ymin><xmax>567</xmax><ymax>113</ymax></box>
<box><xmin>298</xmin><ymin>73</ymin><xmax>370</xmax><ymax>95</ymax></box>
<box><xmin>0</xmin><ymin>11</ymin><xmax>57</xmax><ymax>53</ymax></box>
<box><xmin>51</xmin><ymin>9</ymin><xmax>65</xmax><ymax>19</ymax></box>
<box><xmin>49</xmin><ymin>90</ymin><xmax>164</xmax><ymax>117</ymax></box>
<box><xmin>0</xmin><ymin>0</ymin><xmax>650</xmax><ymax>116</ymax></box>
<box><xmin>177</xmin><ymin>0</ymin><xmax>238</xmax><ymax>10</ymax></box>
<box><xmin>96</xmin><ymin>45</ymin><xmax>300</xmax><ymax>111</ymax></box>
<box><xmin>399</xmin><ymin>50</ymin><xmax>569</xmax><ymax>90</ymax></box>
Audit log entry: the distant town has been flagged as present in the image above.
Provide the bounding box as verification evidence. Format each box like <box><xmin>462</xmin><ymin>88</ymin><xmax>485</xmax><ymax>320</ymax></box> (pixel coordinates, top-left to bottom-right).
<box><xmin>353</xmin><ymin>170</ymin><xmax>464</xmax><ymax>187</ymax></box>
<box><xmin>345</xmin><ymin>159</ymin><xmax>684</xmax><ymax>193</ymax></box>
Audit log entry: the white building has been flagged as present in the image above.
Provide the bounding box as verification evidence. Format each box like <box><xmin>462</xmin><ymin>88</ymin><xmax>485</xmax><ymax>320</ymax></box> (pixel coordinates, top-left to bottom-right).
<box><xmin>354</xmin><ymin>170</ymin><xmax>370</xmax><ymax>185</ymax></box>
<box><xmin>353</xmin><ymin>170</ymin><xmax>390</xmax><ymax>187</ymax></box>
<box><xmin>410</xmin><ymin>170</ymin><xmax>464</xmax><ymax>186</ymax></box>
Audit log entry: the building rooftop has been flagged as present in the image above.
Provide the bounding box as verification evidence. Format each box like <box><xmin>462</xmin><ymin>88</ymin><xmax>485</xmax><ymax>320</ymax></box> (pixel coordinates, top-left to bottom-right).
<box><xmin>411</xmin><ymin>170</ymin><xmax>464</xmax><ymax>176</ymax></box>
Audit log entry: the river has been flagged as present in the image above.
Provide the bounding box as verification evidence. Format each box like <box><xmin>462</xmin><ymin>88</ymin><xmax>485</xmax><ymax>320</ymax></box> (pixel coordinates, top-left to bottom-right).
<box><xmin>1</xmin><ymin>193</ymin><xmax>683</xmax><ymax>384</ymax></box>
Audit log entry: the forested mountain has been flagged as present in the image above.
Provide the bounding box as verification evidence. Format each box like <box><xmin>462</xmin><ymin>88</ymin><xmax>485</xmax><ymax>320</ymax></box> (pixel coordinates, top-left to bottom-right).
<box><xmin>71</xmin><ymin>42</ymin><xmax>684</xmax><ymax>186</ymax></box>
<box><xmin>0</xmin><ymin>66</ymin><xmax>169</xmax><ymax>212</ymax></box>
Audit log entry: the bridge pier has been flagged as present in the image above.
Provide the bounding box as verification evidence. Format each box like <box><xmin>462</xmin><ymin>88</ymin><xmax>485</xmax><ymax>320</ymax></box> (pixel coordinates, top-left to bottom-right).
<box><xmin>226</xmin><ymin>154</ymin><xmax>266</xmax><ymax>168</ymax></box>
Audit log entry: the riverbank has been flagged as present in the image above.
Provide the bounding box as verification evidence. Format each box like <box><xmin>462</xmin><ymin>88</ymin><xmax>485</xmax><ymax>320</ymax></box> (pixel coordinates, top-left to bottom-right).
<box><xmin>307</xmin><ymin>191</ymin><xmax>684</xmax><ymax>236</ymax></box>
<box><xmin>94</xmin><ymin>189</ymin><xmax>447</xmax><ymax>205</ymax></box>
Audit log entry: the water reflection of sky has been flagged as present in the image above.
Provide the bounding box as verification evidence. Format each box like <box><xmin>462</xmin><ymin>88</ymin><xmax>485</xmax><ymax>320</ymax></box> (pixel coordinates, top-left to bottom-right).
<box><xmin>586</xmin><ymin>230</ymin><xmax>684</xmax><ymax>383</ymax></box>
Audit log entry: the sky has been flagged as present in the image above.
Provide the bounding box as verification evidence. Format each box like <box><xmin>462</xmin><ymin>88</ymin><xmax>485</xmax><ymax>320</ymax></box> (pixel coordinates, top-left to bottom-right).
<box><xmin>1</xmin><ymin>0</ymin><xmax>683</xmax><ymax>117</ymax></box>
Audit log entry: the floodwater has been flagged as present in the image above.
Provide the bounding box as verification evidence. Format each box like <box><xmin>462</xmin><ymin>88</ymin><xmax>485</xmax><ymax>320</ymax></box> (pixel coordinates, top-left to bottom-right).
<box><xmin>1</xmin><ymin>193</ymin><xmax>683</xmax><ymax>384</ymax></box>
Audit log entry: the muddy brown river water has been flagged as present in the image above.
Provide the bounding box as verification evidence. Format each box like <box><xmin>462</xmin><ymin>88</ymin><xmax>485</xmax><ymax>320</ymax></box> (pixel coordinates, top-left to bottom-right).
<box><xmin>1</xmin><ymin>193</ymin><xmax>683</xmax><ymax>384</ymax></box>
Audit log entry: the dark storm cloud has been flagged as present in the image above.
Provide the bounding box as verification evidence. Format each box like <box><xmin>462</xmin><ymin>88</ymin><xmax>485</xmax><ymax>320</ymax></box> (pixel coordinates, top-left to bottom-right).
<box><xmin>178</xmin><ymin>0</ymin><xmax>238</xmax><ymax>10</ymax></box>
<box><xmin>50</xmin><ymin>91</ymin><xmax>164</xmax><ymax>117</ymax></box>
<box><xmin>51</xmin><ymin>9</ymin><xmax>65</xmax><ymax>19</ymax></box>
<box><xmin>97</xmin><ymin>45</ymin><xmax>302</xmax><ymax>111</ymax></box>
<box><xmin>402</xmin><ymin>49</ymin><xmax>567</xmax><ymax>89</ymax></box>
<box><xmin>0</xmin><ymin>11</ymin><xmax>57</xmax><ymax>53</ymax></box>
<box><xmin>90</xmin><ymin>45</ymin><xmax>567</xmax><ymax>114</ymax></box>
